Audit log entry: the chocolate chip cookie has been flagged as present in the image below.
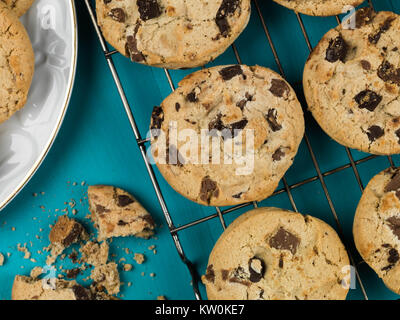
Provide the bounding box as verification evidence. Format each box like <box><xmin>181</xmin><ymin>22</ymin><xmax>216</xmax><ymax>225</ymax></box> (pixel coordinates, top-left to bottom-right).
<box><xmin>0</xmin><ymin>2</ymin><xmax>34</xmax><ymax>124</ymax></box>
<box><xmin>88</xmin><ymin>185</ymin><xmax>156</xmax><ymax>241</ymax></box>
<box><xmin>304</xmin><ymin>9</ymin><xmax>400</xmax><ymax>155</ymax></box>
<box><xmin>202</xmin><ymin>207</ymin><xmax>350</xmax><ymax>300</ymax></box>
<box><xmin>150</xmin><ymin>65</ymin><xmax>304</xmax><ymax>206</ymax></box>
<box><xmin>96</xmin><ymin>0</ymin><xmax>251</xmax><ymax>69</ymax></box>
<box><xmin>2</xmin><ymin>0</ymin><xmax>34</xmax><ymax>17</ymax></box>
<box><xmin>273</xmin><ymin>0</ymin><xmax>364</xmax><ymax>16</ymax></box>
<box><xmin>353</xmin><ymin>167</ymin><xmax>400</xmax><ymax>294</ymax></box>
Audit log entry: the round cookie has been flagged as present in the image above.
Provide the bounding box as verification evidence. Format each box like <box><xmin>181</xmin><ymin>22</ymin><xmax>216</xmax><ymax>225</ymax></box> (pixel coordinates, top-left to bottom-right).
<box><xmin>2</xmin><ymin>0</ymin><xmax>34</xmax><ymax>17</ymax></box>
<box><xmin>150</xmin><ymin>65</ymin><xmax>304</xmax><ymax>206</ymax></box>
<box><xmin>202</xmin><ymin>207</ymin><xmax>350</xmax><ymax>300</ymax></box>
<box><xmin>96</xmin><ymin>0</ymin><xmax>251</xmax><ymax>69</ymax></box>
<box><xmin>0</xmin><ymin>3</ymin><xmax>34</xmax><ymax>124</ymax></box>
<box><xmin>304</xmin><ymin>9</ymin><xmax>400</xmax><ymax>155</ymax></box>
<box><xmin>353</xmin><ymin>167</ymin><xmax>400</xmax><ymax>294</ymax></box>
<box><xmin>273</xmin><ymin>0</ymin><xmax>364</xmax><ymax>16</ymax></box>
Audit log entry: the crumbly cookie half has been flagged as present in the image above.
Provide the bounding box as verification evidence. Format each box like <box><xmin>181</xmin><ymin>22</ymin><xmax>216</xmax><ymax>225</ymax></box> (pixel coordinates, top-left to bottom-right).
<box><xmin>96</xmin><ymin>0</ymin><xmax>251</xmax><ymax>69</ymax></box>
<box><xmin>150</xmin><ymin>65</ymin><xmax>304</xmax><ymax>206</ymax></box>
<box><xmin>1</xmin><ymin>0</ymin><xmax>34</xmax><ymax>17</ymax></box>
<box><xmin>0</xmin><ymin>2</ymin><xmax>34</xmax><ymax>124</ymax></box>
<box><xmin>304</xmin><ymin>9</ymin><xmax>400</xmax><ymax>155</ymax></box>
<box><xmin>202</xmin><ymin>207</ymin><xmax>350</xmax><ymax>300</ymax></box>
<box><xmin>353</xmin><ymin>167</ymin><xmax>400</xmax><ymax>294</ymax></box>
<box><xmin>273</xmin><ymin>0</ymin><xmax>364</xmax><ymax>16</ymax></box>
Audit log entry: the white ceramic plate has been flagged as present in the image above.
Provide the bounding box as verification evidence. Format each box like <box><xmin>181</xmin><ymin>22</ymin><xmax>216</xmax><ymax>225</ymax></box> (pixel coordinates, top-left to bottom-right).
<box><xmin>0</xmin><ymin>0</ymin><xmax>77</xmax><ymax>210</ymax></box>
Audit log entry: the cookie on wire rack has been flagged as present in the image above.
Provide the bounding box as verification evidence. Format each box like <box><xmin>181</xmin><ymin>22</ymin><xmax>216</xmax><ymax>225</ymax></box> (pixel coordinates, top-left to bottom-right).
<box><xmin>272</xmin><ymin>0</ymin><xmax>364</xmax><ymax>16</ymax></box>
<box><xmin>304</xmin><ymin>8</ymin><xmax>400</xmax><ymax>155</ymax></box>
<box><xmin>202</xmin><ymin>207</ymin><xmax>350</xmax><ymax>300</ymax></box>
<box><xmin>0</xmin><ymin>2</ymin><xmax>34</xmax><ymax>124</ymax></box>
<box><xmin>96</xmin><ymin>0</ymin><xmax>251</xmax><ymax>69</ymax></box>
<box><xmin>354</xmin><ymin>167</ymin><xmax>400</xmax><ymax>294</ymax></box>
<box><xmin>150</xmin><ymin>65</ymin><xmax>304</xmax><ymax>206</ymax></box>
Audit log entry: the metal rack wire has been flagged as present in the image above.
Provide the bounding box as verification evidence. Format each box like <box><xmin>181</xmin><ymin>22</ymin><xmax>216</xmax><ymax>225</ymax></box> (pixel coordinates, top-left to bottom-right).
<box><xmin>84</xmin><ymin>0</ymin><xmax>393</xmax><ymax>300</ymax></box>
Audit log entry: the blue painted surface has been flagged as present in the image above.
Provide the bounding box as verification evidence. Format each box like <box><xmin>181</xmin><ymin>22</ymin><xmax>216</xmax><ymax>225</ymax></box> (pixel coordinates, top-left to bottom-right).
<box><xmin>0</xmin><ymin>0</ymin><xmax>399</xmax><ymax>300</ymax></box>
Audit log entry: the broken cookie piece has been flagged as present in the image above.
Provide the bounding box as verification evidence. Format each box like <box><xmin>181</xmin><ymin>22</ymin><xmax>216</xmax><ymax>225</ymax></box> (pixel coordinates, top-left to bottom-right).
<box><xmin>90</xmin><ymin>262</ymin><xmax>120</xmax><ymax>295</ymax></box>
<box><xmin>88</xmin><ymin>185</ymin><xmax>155</xmax><ymax>241</ymax></box>
<box><xmin>80</xmin><ymin>241</ymin><xmax>109</xmax><ymax>267</ymax></box>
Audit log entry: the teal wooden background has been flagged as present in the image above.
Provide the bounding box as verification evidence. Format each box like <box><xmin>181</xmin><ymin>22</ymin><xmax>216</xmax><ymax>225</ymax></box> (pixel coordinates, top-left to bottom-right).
<box><xmin>1</xmin><ymin>0</ymin><xmax>400</xmax><ymax>300</ymax></box>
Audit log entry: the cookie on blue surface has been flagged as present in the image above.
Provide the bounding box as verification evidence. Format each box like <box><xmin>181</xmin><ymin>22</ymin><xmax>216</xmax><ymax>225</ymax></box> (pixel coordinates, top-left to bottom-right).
<box><xmin>150</xmin><ymin>65</ymin><xmax>304</xmax><ymax>206</ymax></box>
<box><xmin>304</xmin><ymin>9</ymin><xmax>400</xmax><ymax>155</ymax></box>
<box><xmin>354</xmin><ymin>167</ymin><xmax>400</xmax><ymax>294</ymax></box>
<box><xmin>202</xmin><ymin>207</ymin><xmax>350</xmax><ymax>300</ymax></box>
<box><xmin>273</xmin><ymin>0</ymin><xmax>364</xmax><ymax>16</ymax></box>
<box><xmin>96</xmin><ymin>0</ymin><xmax>251</xmax><ymax>69</ymax></box>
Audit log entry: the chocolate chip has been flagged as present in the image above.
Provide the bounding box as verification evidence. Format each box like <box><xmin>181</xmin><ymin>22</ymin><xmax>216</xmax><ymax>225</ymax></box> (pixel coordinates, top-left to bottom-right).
<box><xmin>269</xmin><ymin>228</ymin><xmax>300</xmax><ymax>255</ymax></box>
<box><xmin>166</xmin><ymin>144</ymin><xmax>185</xmax><ymax>166</ymax></box>
<box><xmin>325</xmin><ymin>35</ymin><xmax>348</xmax><ymax>63</ymax></box>
<box><xmin>125</xmin><ymin>24</ymin><xmax>145</xmax><ymax>62</ymax></box>
<box><xmin>355</xmin><ymin>7</ymin><xmax>375</xmax><ymax>28</ymax></box>
<box><xmin>272</xmin><ymin>148</ymin><xmax>285</xmax><ymax>161</ymax></box>
<box><xmin>237</xmin><ymin>92</ymin><xmax>252</xmax><ymax>110</ymax></box>
<box><xmin>63</xmin><ymin>223</ymin><xmax>84</xmax><ymax>247</ymax></box>
<box><xmin>175</xmin><ymin>102</ymin><xmax>180</xmax><ymax>112</ymax></box>
<box><xmin>366</xmin><ymin>125</ymin><xmax>384</xmax><ymax>142</ymax></box>
<box><xmin>248</xmin><ymin>257</ymin><xmax>265</xmax><ymax>283</ymax></box>
<box><xmin>117</xmin><ymin>220</ymin><xmax>128</xmax><ymax>226</ymax></box>
<box><xmin>208</xmin><ymin>114</ymin><xmax>247</xmax><ymax>139</ymax></box>
<box><xmin>205</xmin><ymin>265</ymin><xmax>215</xmax><ymax>283</ymax></box>
<box><xmin>117</xmin><ymin>195</ymin><xmax>134</xmax><ymax>207</ymax></box>
<box><xmin>219</xmin><ymin>65</ymin><xmax>244</xmax><ymax>81</ymax></box>
<box><xmin>269</xmin><ymin>79</ymin><xmax>289</xmax><ymax>98</ymax></box>
<box><xmin>103</xmin><ymin>0</ymin><xmax>112</xmax><ymax>3</ymax></box>
<box><xmin>387</xmin><ymin>217</ymin><xmax>400</xmax><ymax>240</ymax></box>
<box><xmin>368</xmin><ymin>17</ymin><xmax>395</xmax><ymax>44</ymax></box>
<box><xmin>384</xmin><ymin>171</ymin><xmax>400</xmax><ymax>196</ymax></box>
<box><xmin>377</xmin><ymin>61</ymin><xmax>400</xmax><ymax>85</ymax></box>
<box><xmin>95</xmin><ymin>204</ymin><xmax>109</xmax><ymax>214</ymax></box>
<box><xmin>232</xmin><ymin>192</ymin><xmax>243</xmax><ymax>199</ymax></box>
<box><xmin>137</xmin><ymin>0</ymin><xmax>161</xmax><ymax>21</ymax></box>
<box><xmin>66</xmin><ymin>268</ymin><xmax>81</xmax><ymax>279</ymax></box>
<box><xmin>354</xmin><ymin>90</ymin><xmax>382</xmax><ymax>112</ymax></box>
<box><xmin>108</xmin><ymin>8</ymin><xmax>125</xmax><ymax>22</ymax></box>
<box><xmin>230</xmin><ymin>119</ymin><xmax>248</xmax><ymax>136</ymax></box>
<box><xmin>266</xmin><ymin>109</ymin><xmax>282</xmax><ymax>132</ymax></box>
<box><xmin>360</xmin><ymin>60</ymin><xmax>371</xmax><ymax>71</ymax></box>
<box><xmin>199</xmin><ymin>176</ymin><xmax>219</xmax><ymax>204</ymax></box>
<box><xmin>150</xmin><ymin>106</ymin><xmax>164</xmax><ymax>130</ymax></box>
<box><xmin>388</xmin><ymin>248</ymin><xmax>399</xmax><ymax>264</ymax></box>
<box><xmin>72</xmin><ymin>285</ymin><xmax>92</xmax><ymax>300</ymax></box>
<box><xmin>186</xmin><ymin>90</ymin><xmax>198</xmax><ymax>102</ymax></box>
<box><xmin>215</xmin><ymin>0</ymin><xmax>239</xmax><ymax>36</ymax></box>
<box><xmin>208</xmin><ymin>114</ymin><xmax>225</xmax><ymax>133</ymax></box>
<box><xmin>221</xmin><ymin>270</ymin><xmax>229</xmax><ymax>281</ymax></box>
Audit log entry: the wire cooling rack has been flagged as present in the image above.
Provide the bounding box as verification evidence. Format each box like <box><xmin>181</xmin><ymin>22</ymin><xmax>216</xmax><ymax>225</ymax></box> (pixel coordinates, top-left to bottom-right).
<box><xmin>84</xmin><ymin>0</ymin><xmax>397</xmax><ymax>300</ymax></box>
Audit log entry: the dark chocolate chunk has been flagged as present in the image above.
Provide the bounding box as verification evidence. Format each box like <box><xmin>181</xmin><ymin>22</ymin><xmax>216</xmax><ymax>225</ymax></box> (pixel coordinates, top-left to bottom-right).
<box><xmin>208</xmin><ymin>113</ymin><xmax>225</xmax><ymax>133</ymax></box>
<box><xmin>205</xmin><ymin>265</ymin><xmax>215</xmax><ymax>283</ymax></box>
<box><xmin>230</xmin><ymin>119</ymin><xmax>248</xmax><ymax>137</ymax></box>
<box><xmin>248</xmin><ymin>257</ymin><xmax>265</xmax><ymax>283</ymax></box>
<box><xmin>232</xmin><ymin>192</ymin><xmax>243</xmax><ymax>199</ymax></box>
<box><xmin>125</xmin><ymin>24</ymin><xmax>145</xmax><ymax>62</ymax></box>
<box><xmin>137</xmin><ymin>0</ymin><xmax>161</xmax><ymax>21</ymax></box>
<box><xmin>117</xmin><ymin>220</ymin><xmax>128</xmax><ymax>226</ymax></box>
<box><xmin>215</xmin><ymin>0</ymin><xmax>239</xmax><ymax>36</ymax></box>
<box><xmin>72</xmin><ymin>285</ymin><xmax>92</xmax><ymax>300</ymax></box>
<box><xmin>269</xmin><ymin>228</ymin><xmax>300</xmax><ymax>255</ymax></box>
<box><xmin>150</xmin><ymin>106</ymin><xmax>164</xmax><ymax>130</ymax></box>
<box><xmin>221</xmin><ymin>270</ymin><xmax>229</xmax><ymax>281</ymax></box>
<box><xmin>366</xmin><ymin>125</ymin><xmax>384</xmax><ymax>142</ymax></box>
<box><xmin>387</xmin><ymin>216</ymin><xmax>400</xmax><ymax>240</ymax></box>
<box><xmin>396</xmin><ymin>129</ymin><xmax>400</xmax><ymax>144</ymax></box>
<box><xmin>219</xmin><ymin>65</ymin><xmax>244</xmax><ymax>81</ymax></box>
<box><xmin>269</xmin><ymin>79</ymin><xmax>289</xmax><ymax>98</ymax></box>
<box><xmin>388</xmin><ymin>248</ymin><xmax>399</xmax><ymax>264</ymax></box>
<box><xmin>377</xmin><ymin>61</ymin><xmax>400</xmax><ymax>85</ymax></box>
<box><xmin>266</xmin><ymin>109</ymin><xmax>282</xmax><ymax>132</ymax></box>
<box><xmin>355</xmin><ymin>7</ymin><xmax>375</xmax><ymax>28</ymax></box>
<box><xmin>95</xmin><ymin>204</ymin><xmax>110</xmax><ymax>214</ymax></box>
<box><xmin>63</xmin><ymin>223</ymin><xmax>84</xmax><ymax>247</ymax></box>
<box><xmin>66</xmin><ymin>268</ymin><xmax>81</xmax><ymax>279</ymax></box>
<box><xmin>354</xmin><ymin>90</ymin><xmax>382</xmax><ymax>112</ymax></box>
<box><xmin>229</xmin><ymin>267</ymin><xmax>251</xmax><ymax>286</ymax></box>
<box><xmin>237</xmin><ymin>93</ymin><xmax>252</xmax><ymax>110</ymax></box>
<box><xmin>200</xmin><ymin>176</ymin><xmax>219</xmax><ymax>204</ymax></box>
<box><xmin>175</xmin><ymin>102</ymin><xmax>181</xmax><ymax>112</ymax></box>
<box><xmin>117</xmin><ymin>195</ymin><xmax>135</xmax><ymax>207</ymax></box>
<box><xmin>186</xmin><ymin>90</ymin><xmax>198</xmax><ymax>102</ymax></box>
<box><xmin>384</xmin><ymin>171</ymin><xmax>400</xmax><ymax>196</ymax></box>
<box><xmin>272</xmin><ymin>148</ymin><xmax>285</xmax><ymax>161</ymax></box>
<box><xmin>108</xmin><ymin>8</ymin><xmax>125</xmax><ymax>22</ymax></box>
<box><xmin>360</xmin><ymin>60</ymin><xmax>371</xmax><ymax>71</ymax></box>
<box><xmin>368</xmin><ymin>17</ymin><xmax>395</xmax><ymax>44</ymax></box>
<box><xmin>208</xmin><ymin>114</ymin><xmax>247</xmax><ymax>139</ymax></box>
<box><xmin>325</xmin><ymin>35</ymin><xmax>348</xmax><ymax>63</ymax></box>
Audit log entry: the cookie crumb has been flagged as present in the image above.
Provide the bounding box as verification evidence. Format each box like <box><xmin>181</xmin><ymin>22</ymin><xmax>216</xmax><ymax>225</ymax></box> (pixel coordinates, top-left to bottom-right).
<box><xmin>157</xmin><ymin>295</ymin><xmax>167</xmax><ymax>300</ymax></box>
<box><xmin>0</xmin><ymin>253</ymin><xmax>4</xmax><ymax>266</ymax></box>
<box><xmin>134</xmin><ymin>253</ymin><xmax>145</xmax><ymax>264</ymax></box>
<box><xmin>123</xmin><ymin>264</ymin><xmax>133</xmax><ymax>272</ymax></box>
